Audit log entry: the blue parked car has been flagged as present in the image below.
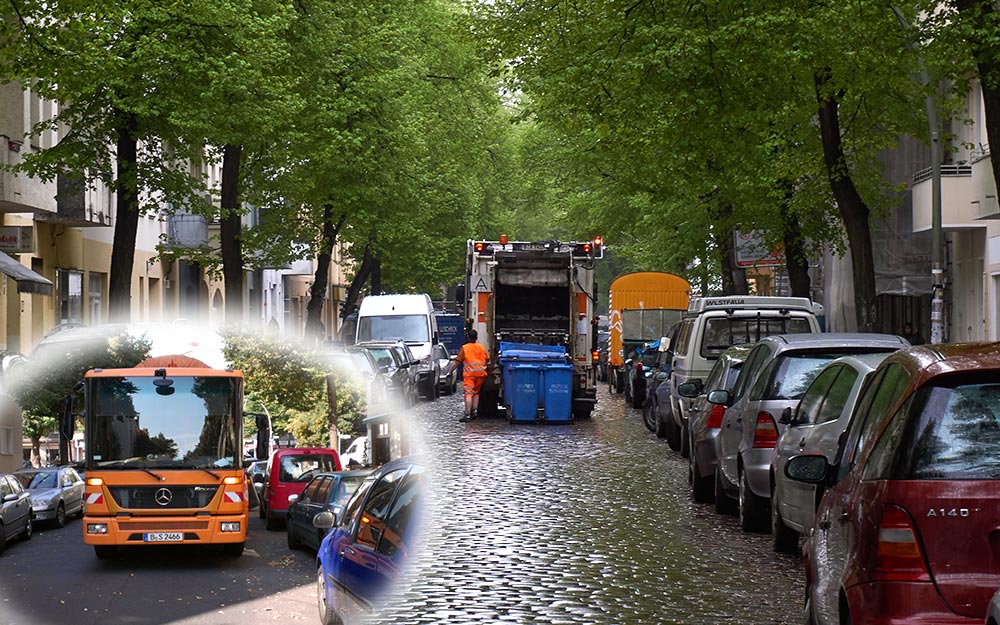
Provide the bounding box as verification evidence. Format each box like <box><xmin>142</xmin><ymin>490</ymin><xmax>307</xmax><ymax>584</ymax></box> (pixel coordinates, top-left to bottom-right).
<box><xmin>286</xmin><ymin>470</ymin><xmax>370</xmax><ymax>552</ymax></box>
<box><xmin>314</xmin><ymin>455</ymin><xmax>425</xmax><ymax>625</ymax></box>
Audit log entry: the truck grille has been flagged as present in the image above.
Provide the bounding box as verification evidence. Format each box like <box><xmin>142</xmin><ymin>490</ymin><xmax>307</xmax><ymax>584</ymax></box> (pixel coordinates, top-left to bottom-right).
<box><xmin>108</xmin><ymin>486</ymin><xmax>219</xmax><ymax>509</ymax></box>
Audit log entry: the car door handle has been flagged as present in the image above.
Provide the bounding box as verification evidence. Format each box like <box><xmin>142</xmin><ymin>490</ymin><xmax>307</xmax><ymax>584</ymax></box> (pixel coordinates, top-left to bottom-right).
<box><xmin>339</xmin><ymin>547</ymin><xmax>355</xmax><ymax>557</ymax></box>
<box><xmin>798</xmin><ymin>438</ymin><xmax>806</xmax><ymax>447</ymax></box>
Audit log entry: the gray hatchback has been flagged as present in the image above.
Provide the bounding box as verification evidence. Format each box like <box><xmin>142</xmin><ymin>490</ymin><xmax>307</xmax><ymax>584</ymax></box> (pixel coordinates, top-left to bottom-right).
<box><xmin>711</xmin><ymin>333</ymin><xmax>908</xmax><ymax>532</ymax></box>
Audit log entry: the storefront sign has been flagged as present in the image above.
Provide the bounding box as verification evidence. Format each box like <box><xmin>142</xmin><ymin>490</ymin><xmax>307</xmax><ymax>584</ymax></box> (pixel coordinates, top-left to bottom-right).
<box><xmin>0</xmin><ymin>226</ymin><xmax>33</xmax><ymax>253</ymax></box>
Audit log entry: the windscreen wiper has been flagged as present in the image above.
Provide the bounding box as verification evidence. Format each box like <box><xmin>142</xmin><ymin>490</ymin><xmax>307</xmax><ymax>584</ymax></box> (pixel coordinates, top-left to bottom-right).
<box><xmin>192</xmin><ymin>467</ymin><xmax>221</xmax><ymax>480</ymax></box>
<box><xmin>101</xmin><ymin>460</ymin><xmax>165</xmax><ymax>482</ymax></box>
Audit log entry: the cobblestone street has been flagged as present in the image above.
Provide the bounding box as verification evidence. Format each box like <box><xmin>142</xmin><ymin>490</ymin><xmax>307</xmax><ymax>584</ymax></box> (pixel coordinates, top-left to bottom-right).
<box><xmin>378</xmin><ymin>387</ymin><xmax>806</xmax><ymax>625</ymax></box>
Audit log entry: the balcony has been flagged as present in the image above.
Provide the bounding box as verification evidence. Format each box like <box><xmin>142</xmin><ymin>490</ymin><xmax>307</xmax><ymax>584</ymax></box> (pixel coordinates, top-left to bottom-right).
<box><xmin>34</xmin><ymin>173</ymin><xmax>112</xmax><ymax>227</ymax></box>
<box><xmin>910</xmin><ymin>162</ymin><xmax>991</xmax><ymax>232</ymax></box>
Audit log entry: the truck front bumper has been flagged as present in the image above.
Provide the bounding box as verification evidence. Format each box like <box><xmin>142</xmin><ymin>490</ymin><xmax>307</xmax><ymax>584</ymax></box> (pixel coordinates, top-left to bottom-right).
<box><xmin>83</xmin><ymin>514</ymin><xmax>247</xmax><ymax>545</ymax></box>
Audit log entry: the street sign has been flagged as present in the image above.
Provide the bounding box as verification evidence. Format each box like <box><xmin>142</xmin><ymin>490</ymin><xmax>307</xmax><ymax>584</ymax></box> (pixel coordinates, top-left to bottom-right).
<box><xmin>735</xmin><ymin>230</ymin><xmax>782</xmax><ymax>267</ymax></box>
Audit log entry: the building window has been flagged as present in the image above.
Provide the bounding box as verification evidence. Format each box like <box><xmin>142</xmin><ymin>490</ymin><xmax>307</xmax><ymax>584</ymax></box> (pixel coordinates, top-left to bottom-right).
<box><xmin>0</xmin><ymin>426</ymin><xmax>12</xmax><ymax>456</ymax></box>
<box><xmin>57</xmin><ymin>269</ymin><xmax>83</xmax><ymax>324</ymax></box>
<box><xmin>89</xmin><ymin>272</ymin><xmax>104</xmax><ymax>323</ymax></box>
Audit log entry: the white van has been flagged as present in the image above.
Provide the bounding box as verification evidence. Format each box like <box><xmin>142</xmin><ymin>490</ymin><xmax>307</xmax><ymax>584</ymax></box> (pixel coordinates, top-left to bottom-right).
<box><xmin>356</xmin><ymin>293</ymin><xmax>441</xmax><ymax>399</ymax></box>
<box><xmin>667</xmin><ymin>296</ymin><xmax>823</xmax><ymax>454</ymax></box>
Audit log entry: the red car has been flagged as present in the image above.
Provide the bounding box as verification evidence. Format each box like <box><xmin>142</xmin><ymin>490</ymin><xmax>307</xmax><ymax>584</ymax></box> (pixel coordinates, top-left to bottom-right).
<box><xmin>786</xmin><ymin>343</ymin><xmax>1000</xmax><ymax>625</ymax></box>
<box><xmin>260</xmin><ymin>447</ymin><xmax>342</xmax><ymax>530</ymax></box>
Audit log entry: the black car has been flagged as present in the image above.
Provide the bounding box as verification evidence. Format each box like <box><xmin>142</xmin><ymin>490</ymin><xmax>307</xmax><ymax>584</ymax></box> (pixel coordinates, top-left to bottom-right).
<box><xmin>286</xmin><ymin>470</ymin><xmax>370</xmax><ymax>552</ymax></box>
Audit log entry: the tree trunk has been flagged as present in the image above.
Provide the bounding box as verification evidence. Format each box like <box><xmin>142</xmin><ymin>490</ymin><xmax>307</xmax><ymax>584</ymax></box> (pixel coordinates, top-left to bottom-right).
<box><xmin>220</xmin><ymin>144</ymin><xmax>244</xmax><ymax>326</ymax></box>
<box><xmin>713</xmin><ymin>221</ymin><xmax>748</xmax><ymax>296</ymax></box>
<box><xmin>30</xmin><ymin>436</ymin><xmax>40</xmax><ymax>467</ymax></box>
<box><xmin>305</xmin><ymin>206</ymin><xmax>347</xmax><ymax>341</ymax></box>
<box><xmin>341</xmin><ymin>243</ymin><xmax>374</xmax><ymax>319</ymax></box>
<box><xmin>815</xmin><ymin>69</ymin><xmax>878</xmax><ymax>331</ymax></box>
<box><xmin>781</xmin><ymin>205</ymin><xmax>812</xmax><ymax>298</ymax></box>
<box><xmin>108</xmin><ymin>110</ymin><xmax>140</xmax><ymax>323</ymax></box>
<box><xmin>370</xmin><ymin>255</ymin><xmax>382</xmax><ymax>295</ymax></box>
<box><xmin>326</xmin><ymin>375</ymin><xmax>338</xmax><ymax>450</ymax></box>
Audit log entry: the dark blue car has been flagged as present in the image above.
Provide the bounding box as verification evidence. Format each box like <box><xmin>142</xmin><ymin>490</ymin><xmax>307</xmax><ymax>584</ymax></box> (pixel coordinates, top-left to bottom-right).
<box><xmin>315</xmin><ymin>455</ymin><xmax>425</xmax><ymax>625</ymax></box>
<box><xmin>286</xmin><ymin>470</ymin><xmax>370</xmax><ymax>552</ymax></box>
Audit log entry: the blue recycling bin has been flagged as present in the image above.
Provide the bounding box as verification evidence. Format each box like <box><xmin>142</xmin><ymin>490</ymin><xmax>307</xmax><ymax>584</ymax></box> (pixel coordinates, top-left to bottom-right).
<box><xmin>541</xmin><ymin>362</ymin><xmax>574</xmax><ymax>422</ymax></box>
<box><xmin>505</xmin><ymin>363</ymin><xmax>543</xmax><ymax>423</ymax></box>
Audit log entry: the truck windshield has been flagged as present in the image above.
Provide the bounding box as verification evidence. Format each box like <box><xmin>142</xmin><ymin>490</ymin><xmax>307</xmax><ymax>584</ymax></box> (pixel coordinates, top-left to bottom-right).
<box><xmin>88</xmin><ymin>375</ymin><xmax>239</xmax><ymax>469</ymax></box>
<box><xmin>358</xmin><ymin>315</ymin><xmax>429</xmax><ymax>343</ymax></box>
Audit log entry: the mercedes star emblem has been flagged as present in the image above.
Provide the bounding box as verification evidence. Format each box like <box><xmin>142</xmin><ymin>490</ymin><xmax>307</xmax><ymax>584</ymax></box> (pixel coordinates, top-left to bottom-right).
<box><xmin>154</xmin><ymin>488</ymin><xmax>173</xmax><ymax>506</ymax></box>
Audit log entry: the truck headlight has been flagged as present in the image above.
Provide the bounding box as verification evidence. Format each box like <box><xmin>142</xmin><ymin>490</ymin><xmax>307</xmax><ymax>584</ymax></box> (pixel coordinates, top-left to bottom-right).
<box><xmin>87</xmin><ymin>523</ymin><xmax>108</xmax><ymax>534</ymax></box>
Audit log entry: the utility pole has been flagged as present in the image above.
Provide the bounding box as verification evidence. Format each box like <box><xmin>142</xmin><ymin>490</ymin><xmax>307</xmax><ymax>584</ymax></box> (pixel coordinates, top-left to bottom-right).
<box><xmin>892</xmin><ymin>6</ymin><xmax>944</xmax><ymax>343</ymax></box>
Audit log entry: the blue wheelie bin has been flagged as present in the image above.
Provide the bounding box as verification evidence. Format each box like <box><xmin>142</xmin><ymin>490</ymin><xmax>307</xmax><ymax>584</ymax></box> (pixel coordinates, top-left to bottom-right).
<box><xmin>504</xmin><ymin>362</ymin><xmax>542</xmax><ymax>423</ymax></box>
<box><xmin>541</xmin><ymin>362</ymin><xmax>574</xmax><ymax>422</ymax></box>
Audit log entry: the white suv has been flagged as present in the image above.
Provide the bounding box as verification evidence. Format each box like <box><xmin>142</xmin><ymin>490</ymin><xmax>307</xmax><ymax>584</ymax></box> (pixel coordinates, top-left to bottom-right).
<box><xmin>666</xmin><ymin>296</ymin><xmax>823</xmax><ymax>456</ymax></box>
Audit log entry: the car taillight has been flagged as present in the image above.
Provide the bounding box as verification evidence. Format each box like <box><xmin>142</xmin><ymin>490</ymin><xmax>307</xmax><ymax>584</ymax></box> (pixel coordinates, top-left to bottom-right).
<box><xmin>705</xmin><ymin>403</ymin><xmax>726</xmax><ymax>428</ymax></box>
<box><xmin>875</xmin><ymin>505</ymin><xmax>930</xmax><ymax>581</ymax></box>
<box><xmin>752</xmin><ymin>412</ymin><xmax>779</xmax><ymax>448</ymax></box>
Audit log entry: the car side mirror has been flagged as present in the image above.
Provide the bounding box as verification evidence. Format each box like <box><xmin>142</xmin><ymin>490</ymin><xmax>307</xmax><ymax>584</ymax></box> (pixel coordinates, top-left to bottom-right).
<box><xmin>706</xmin><ymin>389</ymin><xmax>731</xmax><ymax>406</ymax></box>
<box><xmin>655</xmin><ymin>371</ymin><xmax>668</xmax><ymax>381</ymax></box>
<box><xmin>778</xmin><ymin>407</ymin><xmax>795</xmax><ymax>425</ymax></box>
<box><xmin>677</xmin><ymin>381</ymin><xmax>701</xmax><ymax>398</ymax></box>
<box><xmin>449</xmin><ymin>355</ymin><xmax>457</xmax><ymax>361</ymax></box>
<box><xmin>287</xmin><ymin>493</ymin><xmax>299</xmax><ymax>505</ymax></box>
<box><xmin>3</xmin><ymin>493</ymin><xmax>17</xmax><ymax>503</ymax></box>
<box><xmin>784</xmin><ymin>454</ymin><xmax>830</xmax><ymax>484</ymax></box>
<box><xmin>312</xmin><ymin>511</ymin><xmax>336</xmax><ymax>530</ymax></box>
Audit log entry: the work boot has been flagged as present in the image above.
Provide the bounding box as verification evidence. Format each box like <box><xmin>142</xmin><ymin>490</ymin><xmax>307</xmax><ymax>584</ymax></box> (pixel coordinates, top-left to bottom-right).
<box><xmin>459</xmin><ymin>413</ymin><xmax>472</xmax><ymax>423</ymax></box>
<box><xmin>470</xmin><ymin>409</ymin><xmax>478</xmax><ymax>420</ymax></box>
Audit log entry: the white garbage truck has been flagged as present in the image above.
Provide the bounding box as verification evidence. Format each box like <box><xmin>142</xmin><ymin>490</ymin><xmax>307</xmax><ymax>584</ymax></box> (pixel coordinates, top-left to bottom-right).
<box><xmin>465</xmin><ymin>237</ymin><xmax>603</xmax><ymax>420</ymax></box>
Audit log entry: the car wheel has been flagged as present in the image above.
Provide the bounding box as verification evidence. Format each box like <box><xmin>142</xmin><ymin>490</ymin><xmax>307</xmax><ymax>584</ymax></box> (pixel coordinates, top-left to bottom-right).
<box><xmin>94</xmin><ymin>545</ymin><xmax>117</xmax><ymax>560</ymax></box>
<box><xmin>614</xmin><ymin>372</ymin><xmax>624</xmax><ymax>394</ymax></box>
<box><xmin>259</xmin><ymin>499</ymin><xmax>266</xmax><ymax>519</ymax></box>
<box><xmin>680</xmin><ymin>421</ymin><xmax>690</xmax><ymax>459</ymax></box>
<box><xmin>642</xmin><ymin>402</ymin><xmax>657</xmax><ymax>432</ymax></box>
<box><xmin>287</xmin><ymin>521</ymin><xmax>302</xmax><ymax>550</ymax></box>
<box><xmin>655</xmin><ymin>408</ymin><xmax>669</xmax><ymax>439</ymax></box>
<box><xmin>222</xmin><ymin>541</ymin><xmax>244</xmax><ymax>557</ymax></box>
<box><xmin>631</xmin><ymin>387</ymin><xmax>645</xmax><ymax>410</ymax></box>
<box><xmin>739</xmin><ymin>468</ymin><xmax>769</xmax><ymax>532</ymax></box>
<box><xmin>690</xmin><ymin>444</ymin><xmax>714</xmax><ymax>503</ymax></box>
<box><xmin>665</xmin><ymin>415</ymin><xmax>681</xmax><ymax>452</ymax></box>
<box><xmin>772</xmin><ymin>500</ymin><xmax>800</xmax><ymax>554</ymax></box>
<box><xmin>714</xmin><ymin>467</ymin><xmax>737</xmax><ymax>515</ymax></box>
<box><xmin>54</xmin><ymin>502</ymin><xmax>66</xmax><ymax>528</ymax></box>
<box><xmin>20</xmin><ymin>515</ymin><xmax>31</xmax><ymax>541</ymax></box>
<box><xmin>317</xmin><ymin>565</ymin><xmax>341</xmax><ymax>625</ymax></box>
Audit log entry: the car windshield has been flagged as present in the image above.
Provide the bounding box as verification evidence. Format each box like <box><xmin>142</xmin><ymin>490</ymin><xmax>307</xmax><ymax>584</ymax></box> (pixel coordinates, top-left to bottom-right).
<box><xmin>358</xmin><ymin>315</ymin><xmax>429</xmax><ymax>343</ymax></box>
<box><xmin>759</xmin><ymin>354</ymin><xmax>848</xmax><ymax>401</ymax></box>
<box><xmin>15</xmin><ymin>471</ymin><xmax>56</xmax><ymax>489</ymax></box>
<box><xmin>88</xmin><ymin>375</ymin><xmax>239</xmax><ymax>469</ymax></box>
<box><xmin>895</xmin><ymin>382</ymin><xmax>1000</xmax><ymax>479</ymax></box>
<box><xmin>335</xmin><ymin>476</ymin><xmax>366</xmax><ymax>505</ymax></box>
<box><xmin>700</xmin><ymin>317</ymin><xmax>813</xmax><ymax>359</ymax></box>
<box><xmin>280</xmin><ymin>454</ymin><xmax>338</xmax><ymax>482</ymax></box>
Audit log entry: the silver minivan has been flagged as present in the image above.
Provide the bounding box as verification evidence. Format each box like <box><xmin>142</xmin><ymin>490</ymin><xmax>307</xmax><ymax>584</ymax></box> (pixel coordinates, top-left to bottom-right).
<box><xmin>711</xmin><ymin>333</ymin><xmax>908</xmax><ymax>532</ymax></box>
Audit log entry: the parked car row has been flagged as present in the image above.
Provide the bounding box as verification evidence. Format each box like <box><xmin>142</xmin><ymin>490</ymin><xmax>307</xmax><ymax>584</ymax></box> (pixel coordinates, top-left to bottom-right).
<box><xmin>0</xmin><ymin>465</ymin><xmax>86</xmax><ymax>555</ymax></box>
<box><xmin>636</xmin><ymin>316</ymin><xmax>1000</xmax><ymax>623</ymax></box>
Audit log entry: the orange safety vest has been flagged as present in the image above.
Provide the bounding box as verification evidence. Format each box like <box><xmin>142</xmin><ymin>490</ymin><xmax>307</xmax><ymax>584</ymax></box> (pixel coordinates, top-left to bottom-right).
<box><xmin>457</xmin><ymin>342</ymin><xmax>489</xmax><ymax>376</ymax></box>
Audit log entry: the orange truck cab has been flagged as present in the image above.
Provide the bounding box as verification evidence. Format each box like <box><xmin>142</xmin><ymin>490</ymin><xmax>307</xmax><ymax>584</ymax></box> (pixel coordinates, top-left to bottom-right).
<box><xmin>76</xmin><ymin>357</ymin><xmax>250</xmax><ymax>559</ymax></box>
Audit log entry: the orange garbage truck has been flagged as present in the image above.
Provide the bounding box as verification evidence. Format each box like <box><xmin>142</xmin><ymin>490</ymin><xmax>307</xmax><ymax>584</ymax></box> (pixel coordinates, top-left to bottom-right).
<box><xmin>607</xmin><ymin>272</ymin><xmax>691</xmax><ymax>395</ymax></box>
<box><xmin>70</xmin><ymin>355</ymin><xmax>258</xmax><ymax>559</ymax></box>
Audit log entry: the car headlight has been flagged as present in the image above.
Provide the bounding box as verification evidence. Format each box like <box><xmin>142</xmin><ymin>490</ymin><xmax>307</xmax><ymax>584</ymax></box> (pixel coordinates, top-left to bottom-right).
<box><xmin>419</xmin><ymin>355</ymin><xmax>433</xmax><ymax>370</ymax></box>
<box><xmin>32</xmin><ymin>497</ymin><xmax>53</xmax><ymax>507</ymax></box>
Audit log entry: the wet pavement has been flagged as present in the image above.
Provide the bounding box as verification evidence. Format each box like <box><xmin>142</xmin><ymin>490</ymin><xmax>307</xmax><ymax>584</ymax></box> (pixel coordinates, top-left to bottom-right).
<box><xmin>378</xmin><ymin>386</ymin><xmax>806</xmax><ymax>625</ymax></box>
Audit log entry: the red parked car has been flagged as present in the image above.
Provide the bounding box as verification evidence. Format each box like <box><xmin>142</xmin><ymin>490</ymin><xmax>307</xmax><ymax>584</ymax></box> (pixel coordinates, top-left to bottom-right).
<box><xmin>786</xmin><ymin>343</ymin><xmax>1000</xmax><ymax>625</ymax></box>
<box><xmin>260</xmin><ymin>447</ymin><xmax>342</xmax><ymax>530</ymax></box>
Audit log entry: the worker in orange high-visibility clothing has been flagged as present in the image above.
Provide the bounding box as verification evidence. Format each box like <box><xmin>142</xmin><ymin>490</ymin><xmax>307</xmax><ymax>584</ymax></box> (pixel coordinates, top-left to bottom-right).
<box><xmin>450</xmin><ymin>329</ymin><xmax>489</xmax><ymax>423</ymax></box>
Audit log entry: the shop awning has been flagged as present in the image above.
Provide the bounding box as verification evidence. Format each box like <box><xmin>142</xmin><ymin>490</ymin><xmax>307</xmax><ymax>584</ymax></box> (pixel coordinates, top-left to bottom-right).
<box><xmin>0</xmin><ymin>253</ymin><xmax>52</xmax><ymax>295</ymax></box>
